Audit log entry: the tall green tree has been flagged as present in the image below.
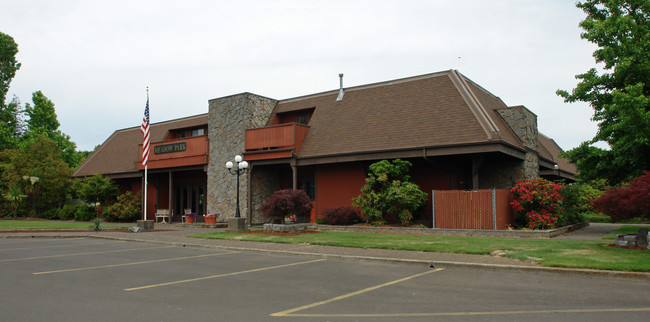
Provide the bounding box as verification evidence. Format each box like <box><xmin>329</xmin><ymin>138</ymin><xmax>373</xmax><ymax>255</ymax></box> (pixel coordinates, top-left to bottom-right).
<box><xmin>22</xmin><ymin>91</ymin><xmax>82</xmax><ymax>168</ymax></box>
<box><xmin>0</xmin><ymin>95</ymin><xmax>26</xmax><ymax>150</ymax></box>
<box><xmin>0</xmin><ymin>32</ymin><xmax>21</xmax><ymax>109</ymax></box>
<box><xmin>557</xmin><ymin>0</ymin><xmax>650</xmax><ymax>185</ymax></box>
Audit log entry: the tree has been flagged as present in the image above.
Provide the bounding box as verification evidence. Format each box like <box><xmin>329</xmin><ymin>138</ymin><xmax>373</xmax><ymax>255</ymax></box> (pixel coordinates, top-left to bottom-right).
<box><xmin>0</xmin><ymin>32</ymin><xmax>21</xmax><ymax>108</ymax></box>
<box><xmin>0</xmin><ymin>136</ymin><xmax>72</xmax><ymax>216</ymax></box>
<box><xmin>22</xmin><ymin>91</ymin><xmax>82</xmax><ymax>168</ymax></box>
<box><xmin>557</xmin><ymin>0</ymin><xmax>650</xmax><ymax>185</ymax></box>
<box><xmin>0</xmin><ymin>95</ymin><xmax>26</xmax><ymax>150</ymax></box>
<box><xmin>352</xmin><ymin>159</ymin><xmax>428</xmax><ymax>226</ymax></box>
<box><xmin>74</xmin><ymin>174</ymin><xmax>118</xmax><ymax>209</ymax></box>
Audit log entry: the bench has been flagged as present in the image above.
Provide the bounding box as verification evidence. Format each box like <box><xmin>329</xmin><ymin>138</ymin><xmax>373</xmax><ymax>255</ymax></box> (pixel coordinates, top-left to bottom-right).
<box><xmin>155</xmin><ymin>209</ymin><xmax>171</xmax><ymax>224</ymax></box>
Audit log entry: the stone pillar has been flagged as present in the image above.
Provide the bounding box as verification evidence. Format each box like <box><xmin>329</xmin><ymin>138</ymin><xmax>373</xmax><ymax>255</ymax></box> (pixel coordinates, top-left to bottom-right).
<box><xmin>497</xmin><ymin>105</ymin><xmax>539</xmax><ymax>181</ymax></box>
<box><xmin>207</xmin><ymin>93</ymin><xmax>277</xmax><ymax>221</ymax></box>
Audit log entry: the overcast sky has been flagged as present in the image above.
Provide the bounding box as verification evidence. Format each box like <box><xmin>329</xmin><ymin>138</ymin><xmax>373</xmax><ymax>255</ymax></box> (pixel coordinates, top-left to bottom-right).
<box><xmin>3</xmin><ymin>0</ymin><xmax>601</xmax><ymax>152</ymax></box>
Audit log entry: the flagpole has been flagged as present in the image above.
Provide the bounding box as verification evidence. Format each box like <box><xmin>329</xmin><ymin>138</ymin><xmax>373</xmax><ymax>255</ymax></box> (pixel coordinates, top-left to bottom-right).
<box><xmin>144</xmin><ymin>164</ymin><xmax>148</xmax><ymax>220</ymax></box>
<box><xmin>142</xmin><ymin>87</ymin><xmax>150</xmax><ymax>221</ymax></box>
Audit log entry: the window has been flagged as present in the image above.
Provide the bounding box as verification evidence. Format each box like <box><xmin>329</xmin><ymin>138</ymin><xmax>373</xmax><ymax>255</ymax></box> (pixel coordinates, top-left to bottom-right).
<box><xmin>297</xmin><ymin>111</ymin><xmax>310</xmax><ymax>125</ymax></box>
<box><xmin>191</xmin><ymin>128</ymin><xmax>205</xmax><ymax>137</ymax></box>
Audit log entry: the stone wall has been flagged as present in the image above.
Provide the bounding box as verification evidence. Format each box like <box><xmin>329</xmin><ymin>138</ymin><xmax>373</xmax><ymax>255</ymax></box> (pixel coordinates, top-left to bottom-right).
<box><xmin>478</xmin><ymin>158</ymin><xmax>522</xmax><ymax>189</ymax></box>
<box><xmin>497</xmin><ymin>106</ymin><xmax>538</xmax><ymax>151</ymax></box>
<box><xmin>497</xmin><ymin>106</ymin><xmax>540</xmax><ymax>181</ymax></box>
<box><xmin>250</xmin><ymin>166</ymin><xmax>282</xmax><ymax>224</ymax></box>
<box><xmin>206</xmin><ymin>93</ymin><xmax>277</xmax><ymax>221</ymax></box>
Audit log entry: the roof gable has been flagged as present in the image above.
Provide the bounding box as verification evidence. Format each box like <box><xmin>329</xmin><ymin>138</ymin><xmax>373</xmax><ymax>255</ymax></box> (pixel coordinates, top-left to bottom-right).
<box><xmin>74</xmin><ymin>114</ymin><xmax>208</xmax><ymax>177</ymax></box>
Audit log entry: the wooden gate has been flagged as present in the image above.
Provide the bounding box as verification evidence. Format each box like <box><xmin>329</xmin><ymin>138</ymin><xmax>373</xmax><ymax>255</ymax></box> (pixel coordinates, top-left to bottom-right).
<box><xmin>432</xmin><ymin>189</ymin><xmax>514</xmax><ymax>230</ymax></box>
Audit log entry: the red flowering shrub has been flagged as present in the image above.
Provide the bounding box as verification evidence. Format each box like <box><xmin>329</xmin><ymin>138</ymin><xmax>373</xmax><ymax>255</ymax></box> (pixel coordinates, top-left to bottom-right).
<box><xmin>592</xmin><ymin>171</ymin><xmax>650</xmax><ymax>222</ymax></box>
<box><xmin>259</xmin><ymin>189</ymin><xmax>313</xmax><ymax>224</ymax></box>
<box><xmin>510</xmin><ymin>179</ymin><xmax>564</xmax><ymax>230</ymax></box>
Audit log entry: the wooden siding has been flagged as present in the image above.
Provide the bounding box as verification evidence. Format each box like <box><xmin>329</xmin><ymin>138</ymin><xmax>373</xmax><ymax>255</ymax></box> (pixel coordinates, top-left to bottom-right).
<box><xmin>432</xmin><ymin>189</ymin><xmax>514</xmax><ymax>230</ymax></box>
<box><xmin>138</xmin><ymin>136</ymin><xmax>208</xmax><ymax>170</ymax></box>
<box><xmin>244</xmin><ymin>123</ymin><xmax>309</xmax><ymax>160</ymax></box>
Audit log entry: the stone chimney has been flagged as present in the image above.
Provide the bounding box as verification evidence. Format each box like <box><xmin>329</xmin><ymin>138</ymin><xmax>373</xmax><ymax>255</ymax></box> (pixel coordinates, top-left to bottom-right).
<box><xmin>497</xmin><ymin>105</ymin><xmax>539</xmax><ymax>180</ymax></box>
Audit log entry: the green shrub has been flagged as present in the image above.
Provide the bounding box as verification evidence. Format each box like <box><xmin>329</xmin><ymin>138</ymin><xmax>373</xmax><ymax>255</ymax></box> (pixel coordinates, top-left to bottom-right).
<box><xmin>38</xmin><ymin>208</ymin><xmax>61</xmax><ymax>220</ymax></box>
<box><xmin>90</xmin><ymin>216</ymin><xmax>103</xmax><ymax>231</ymax></box>
<box><xmin>103</xmin><ymin>191</ymin><xmax>141</xmax><ymax>222</ymax></box>
<box><xmin>322</xmin><ymin>207</ymin><xmax>359</xmax><ymax>225</ymax></box>
<box><xmin>352</xmin><ymin>159</ymin><xmax>427</xmax><ymax>226</ymax></box>
<box><xmin>559</xmin><ymin>182</ymin><xmax>602</xmax><ymax>225</ymax></box>
<box><xmin>60</xmin><ymin>204</ymin><xmax>78</xmax><ymax>220</ymax></box>
<box><xmin>73</xmin><ymin>205</ymin><xmax>95</xmax><ymax>221</ymax></box>
<box><xmin>582</xmin><ymin>212</ymin><xmax>611</xmax><ymax>223</ymax></box>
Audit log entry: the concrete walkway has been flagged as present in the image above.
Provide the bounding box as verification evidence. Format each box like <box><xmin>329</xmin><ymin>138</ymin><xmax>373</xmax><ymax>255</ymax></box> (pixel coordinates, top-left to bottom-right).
<box><xmin>554</xmin><ymin>222</ymin><xmax>622</xmax><ymax>240</ymax></box>
<box><xmin>1</xmin><ymin>222</ymin><xmax>648</xmax><ymax>280</ymax></box>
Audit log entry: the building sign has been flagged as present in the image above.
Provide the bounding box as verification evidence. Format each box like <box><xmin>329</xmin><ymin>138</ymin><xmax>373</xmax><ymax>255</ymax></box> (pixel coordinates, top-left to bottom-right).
<box><xmin>154</xmin><ymin>142</ymin><xmax>187</xmax><ymax>155</ymax></box>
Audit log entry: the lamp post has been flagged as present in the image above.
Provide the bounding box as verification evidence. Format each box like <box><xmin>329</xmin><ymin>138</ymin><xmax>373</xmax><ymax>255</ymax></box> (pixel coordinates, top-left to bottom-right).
<box><xmin>225</xmin><ymin>155</ymin><xmax>248</xmax><ymax>218</ymax></box>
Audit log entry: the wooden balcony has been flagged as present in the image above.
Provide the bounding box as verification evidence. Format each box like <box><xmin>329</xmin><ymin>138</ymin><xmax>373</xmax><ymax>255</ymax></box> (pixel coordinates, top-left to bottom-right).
<box><xmin>138</xmin><ymin>136</ymin><xmax>208</xmax><ymax>170</ymax></box>
<box><xmin>244</xmin><ymin>123</ymin><xmax>309</xmax><ymax>161</ymax></box>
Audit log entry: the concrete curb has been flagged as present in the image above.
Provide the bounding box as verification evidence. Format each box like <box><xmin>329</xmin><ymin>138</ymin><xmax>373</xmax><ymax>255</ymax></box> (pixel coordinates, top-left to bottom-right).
<box><xmin>313</xmin><ymin>222</ymin><xmax>591</xmax><ymax>238</ymax></box>
<box><xmin>8</xmin><ymin>232</ymin><xmax>648</xmax><ymax>281</ymax></box>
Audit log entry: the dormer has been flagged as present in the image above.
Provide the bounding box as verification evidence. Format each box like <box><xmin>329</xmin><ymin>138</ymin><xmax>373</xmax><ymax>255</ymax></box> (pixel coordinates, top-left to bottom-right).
<box><xmin>270</xmin><ymin>107</ymin><xmax>315</xmax><ymax>126</ymax></box>
<box><xmin>165</xmin><ymin>126</ymin><xmax>208</xmax><ymax>141</ymax></box>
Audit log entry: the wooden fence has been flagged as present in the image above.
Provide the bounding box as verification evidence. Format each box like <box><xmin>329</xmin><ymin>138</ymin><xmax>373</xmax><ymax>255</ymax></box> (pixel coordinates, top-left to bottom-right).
<box><xmin>432</xmin><ymin>189</ymin><xmax>515</xmax><ymax>230</ymax></box>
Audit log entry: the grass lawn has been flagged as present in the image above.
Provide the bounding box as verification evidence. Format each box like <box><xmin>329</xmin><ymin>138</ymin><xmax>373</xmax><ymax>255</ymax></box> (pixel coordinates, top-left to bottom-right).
<box><xmin>190</xmin><ymin>231</ymin><xmax>650</xmax><ymax>272</ymax></box>
<box><xmin>0</xmin><ymin>220</ymin><xmax>127</xmax><ymax>230</ymax></box>
<box><xmin>603</xmin><ymin>225</ymin><xmax>650</xmax><ymax>240</ymax></box>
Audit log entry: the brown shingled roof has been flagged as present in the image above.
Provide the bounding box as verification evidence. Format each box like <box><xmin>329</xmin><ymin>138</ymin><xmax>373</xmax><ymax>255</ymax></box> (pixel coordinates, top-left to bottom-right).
<box><xmin>73</xmin><ymin>114</ymin><xmax>208</xmax><ymax>178</ymax></box>
<box><xmin>273</xmin><ymin>70</ymin><xmax>525</xmax><ymax>160</ymax></box>
<box><xmin>538</xmin><ymin>133</ymin><xmax>578</xmax><ymax>177</ymax></box>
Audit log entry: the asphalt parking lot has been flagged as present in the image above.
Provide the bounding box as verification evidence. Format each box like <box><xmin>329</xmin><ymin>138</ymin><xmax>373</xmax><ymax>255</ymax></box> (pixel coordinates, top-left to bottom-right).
<box><xmin>1</xmin><ymin>237</ymin><xmax>648</xmax><ymax>321</ymax></box>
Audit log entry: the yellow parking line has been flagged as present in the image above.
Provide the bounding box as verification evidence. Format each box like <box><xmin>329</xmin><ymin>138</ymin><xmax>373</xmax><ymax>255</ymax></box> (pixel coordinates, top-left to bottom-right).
<box><xmin>280</xmin><ymin>307</ymin><xmax>650</xmax><ymax>318</ymax></box>
<box><xmin>0</xmin><ymin>240</ymin><xmax>112</xmax><ymax>252</ymax></box>
<box><xmin>125</xmin><ymin>258</ymin><xmax>326</xmax><ymax>291</ymax></box>
<box><xmin>33</xmin><ymin>251</ymin><xmax>239</xmax><ymax>275</ymax></box>
<box><xmin>271</xmin><ymin>268</ymin><xmax>444</xmax><ymax>317</ymax></box>
<box><xmin>0</xmin><ymin>245</ymin><xmax>175</xmax><ymax>262</ymax></box>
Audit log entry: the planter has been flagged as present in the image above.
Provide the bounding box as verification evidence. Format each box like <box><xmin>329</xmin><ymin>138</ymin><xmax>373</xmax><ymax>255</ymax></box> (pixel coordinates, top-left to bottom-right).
<box><xmin>204</xmin><ymin>216</ymin><xmax>217</xmax><ymax>225</ymax></box>
<box><xmin>185</xmin><ymin>216</ymin><xmax>195</xmax><ymax>224</ymax></box>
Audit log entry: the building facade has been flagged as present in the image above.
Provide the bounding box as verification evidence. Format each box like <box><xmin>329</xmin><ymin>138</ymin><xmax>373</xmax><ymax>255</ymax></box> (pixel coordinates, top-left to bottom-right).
<box><xmin>73</xmin><ymin>70</ymin><xmax>576</xmax><ymax>225</ymax></box>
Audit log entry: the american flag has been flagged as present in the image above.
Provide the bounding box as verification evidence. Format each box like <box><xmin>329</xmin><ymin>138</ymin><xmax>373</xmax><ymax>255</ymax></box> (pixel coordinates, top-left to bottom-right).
<box><xmin>140</xmin><ymin>95</ymin><xmax>150</xmax><ymax>167</ymax></box>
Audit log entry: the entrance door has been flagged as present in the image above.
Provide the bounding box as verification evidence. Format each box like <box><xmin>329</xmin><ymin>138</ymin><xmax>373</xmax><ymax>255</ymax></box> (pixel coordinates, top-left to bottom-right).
<box><xmin>175</xmin><ymin>184</ymin><xmax>206</xmax><ymax>216</ymax></box>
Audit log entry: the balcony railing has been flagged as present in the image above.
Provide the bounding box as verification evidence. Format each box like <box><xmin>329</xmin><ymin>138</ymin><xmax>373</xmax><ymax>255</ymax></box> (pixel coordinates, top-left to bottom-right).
<box><xmin>244</xmin><ymin>123</ymin><xmax>309</xmax><ymax>161</ymax></box>
<box><xmin>138</xmin><ymin>136</ymin><xmax>208</xmax><ymax>170</ymax></box>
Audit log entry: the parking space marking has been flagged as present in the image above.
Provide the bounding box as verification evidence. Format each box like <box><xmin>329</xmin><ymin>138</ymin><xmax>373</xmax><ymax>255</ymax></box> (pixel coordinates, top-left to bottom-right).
<box><xmin>0</xmin><ymin>240</ymin><xmax>113</xmax><ymax>252</ymax></box>
<box><xmin>125</xmin><ymin>258</ymin><xmax>326</xmax><ymax>291</ymax></box>
<box><xmin>0</xmin><ymin>245</ymin><xmax>175</xmax><ymax>262</ymax></box>
<box><xmin>33</xmin><ymin>251</ymin><xmax>240</xmax><ymax>275</ymax></box>
<box><xmin>271</xmin><ymin>268</ymin><xmax>444</xmax><ymax>317</ymax></box>
<box><xmin>278</xmin><ymin>307</ymin><xmax>650</xmax><ymax>318</ymax></box>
